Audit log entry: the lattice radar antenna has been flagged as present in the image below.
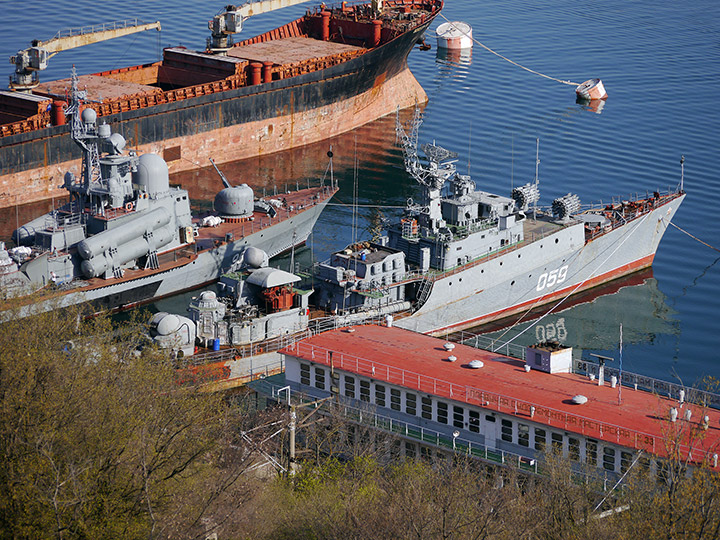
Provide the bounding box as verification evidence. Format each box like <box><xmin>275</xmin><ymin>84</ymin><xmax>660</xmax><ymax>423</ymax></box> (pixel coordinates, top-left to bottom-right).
<box><xmin>396</xmin><ymin>107</ymin><xmax>458</xmax><ymax>193</ymax></box>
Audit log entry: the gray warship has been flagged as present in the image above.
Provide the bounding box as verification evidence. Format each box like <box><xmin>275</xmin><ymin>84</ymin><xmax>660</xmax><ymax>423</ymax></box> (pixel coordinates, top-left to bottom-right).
<box><xmin>0</xmin><ymin>70</ymin><xmax>337</xmax><ymax>319</ymax></box>
<box><xmin>149</xmin><ymin>249</ymin><xmax>313</xmax><ymax>356</ymax></box>
<box><xmin>311</xmin><ymin>109</ymin><xmax>685</xmax><ymax>335</ymax></box>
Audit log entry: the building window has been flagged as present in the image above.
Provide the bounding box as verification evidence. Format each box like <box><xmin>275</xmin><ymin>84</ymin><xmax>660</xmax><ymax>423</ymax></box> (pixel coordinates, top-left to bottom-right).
<box><xmin>485</xmin><ymin>415</ymin><xmax>496</xmax><ymax>423</ymax></box>
<box><xmin>469</xmin><ymin>410</ymin><xmax>480</xmax><ymax>433</ymax></box>
<box><xmin>437</xmin><ymin>402</ymin><xmax>448</xmax><ymax>424</ymax></box>
<box><xmin>518</xmin><ymin>424</ymin><xmax>529</xmax><ymax>447</ymax></box>
<box><xmin>314</xmin><ymin>367</ymin><xmax>325</xmax><ymax>390</ymax></box>
<box><xmin>453</xmin><ymin>406</ymin><xmax>464</xmax><ymax>429</ymax></box>
<box><xmin>421</xmin><ymin>396</ymin><xmax>432</xmax><ymax>420</ymax></box>
<box><xmin>568</xmin><ymin>437</ymin><xmax>580</xmax><ymax>461</ymax></box>
<box><xmin>551</xmin><ymin>432</ymin><xmax>563</xmax><ymax>452</ymax></box>
<box><xmin>501</xmin><ymin>419</ymin><xmax>513</xmax><ymax>442</ymax></box>
<box><xmin>344</xmin><ymin>375</ymin><xmax>355</xmax><ymax>398</ymax></box>
<box><xmin>300</xmin><ymin>363</ymin><xmax>310</xmax><ymax>386</ymax></box>
<box><xmin>586</xmin><ymin>439</ymin><xmax>598</xmax><ymax>467</ymax></box>
<box><xmin>603</xmin><ymin>447</ymin><xmax>616</xmax><ymax>471</ymax></box>
<box><xmin>406</xmin><ymin>392</ymin><xmax>417</xmax><ymax>416</ymax></box>
<box><xmin>534</xmin><ymin>428</ymin><xmax>546</xmax><ymax>452</ymax></box>
<box><xmin>359</xmin><ymin>380</ymin><xmax>370</xmax><ymax>402</ymax></box>
<box><xmin>405</xmin><ymin>441</ymin><xmax>416</xmax><ymax>459</ymax></box>
<box><xmin>620</xmin><ymin>451</ymin><xmax>633</xmax><ymax>473</ymax></box>
<box><xmin>390</xmin><ymin>388</ymin><xmax>401</xmax><ymax>411</ymax></box>
<box><xmin>375</xmin><ymin>384</ymin><xmax>386</xmax><ymax>407</ymax></box>
<box><xmin>535</xmin><ymin>352</ymin><xmax>542</xmax><ymax>366</ymax></box>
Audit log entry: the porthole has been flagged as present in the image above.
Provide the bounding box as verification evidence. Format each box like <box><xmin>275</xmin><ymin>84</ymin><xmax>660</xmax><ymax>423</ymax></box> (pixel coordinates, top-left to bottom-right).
<box><xmin>511</xmin><ymin>280</ymin><xmax>515</xmax><ymax>286</ymax></box>
<box><xmin>555</xmin><ymin>238</ymin><xmax>559</xmax><ymax>244</ymax></box>
<box><xmin>500</xmin><ymin>261</ymin><xmax>503</xmax><ymax>266</ymax></box>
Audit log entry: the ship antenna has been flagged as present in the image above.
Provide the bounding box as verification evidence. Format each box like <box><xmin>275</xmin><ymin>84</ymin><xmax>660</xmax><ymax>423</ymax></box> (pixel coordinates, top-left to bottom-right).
<box><xmin>534</xmin><ymin>138</ymin><xmax>540</xmax><ymax>219</ymax></box>
<box><xmin>511</xmin><ymin>133</ymin><xmax>514</xmax><ymax>191</ymax></box>
<box><xmin>680</xmin><ymin>155</ymin><xmax>685</xmax><ymax>193</ymax></box>
<box><xmin>209</xmin><ymin>158</ymin><xmax>231</xmax><ymax>188</ymax></box>
<box><xmin>467</xmin><ymin>123</ymin><xmax>472</xmax><ymax>176</ymax></box>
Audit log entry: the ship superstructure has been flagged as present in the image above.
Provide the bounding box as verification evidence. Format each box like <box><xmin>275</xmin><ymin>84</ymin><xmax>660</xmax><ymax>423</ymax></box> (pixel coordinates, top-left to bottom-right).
<box><xmin>0</xmin><ymin>73</ymin><xmax>336</xmax><ymax>319</ymax></box>
<box><xmin>311</xmin><ymin>110</ymin><xmax>684</xmax><ymax>335</ymax></box>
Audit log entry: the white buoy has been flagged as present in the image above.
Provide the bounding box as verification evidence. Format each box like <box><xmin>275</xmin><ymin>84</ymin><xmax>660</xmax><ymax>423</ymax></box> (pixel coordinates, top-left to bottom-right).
<box><xmin>576</xmin><ymin>78</ymin><xmax>608</xmax><ymax>101</ymax></box>
<box><xmin>436</xmin><ymin>21</ymin><xmax>473</xmax><ymax>50</ymax></box>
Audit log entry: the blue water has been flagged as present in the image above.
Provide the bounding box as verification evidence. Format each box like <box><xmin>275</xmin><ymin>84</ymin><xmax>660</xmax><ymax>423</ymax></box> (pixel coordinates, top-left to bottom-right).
<box><xmin>2</xmin><ymin>0</ymin><xmax>719</xmax><ymax>385</ymax></box>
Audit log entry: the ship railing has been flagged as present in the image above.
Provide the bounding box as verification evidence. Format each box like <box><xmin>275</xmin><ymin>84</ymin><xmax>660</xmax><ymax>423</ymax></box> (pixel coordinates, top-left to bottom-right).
<box><xmin>49</xmin><ymin>19</ymin><xmax>158</xmax><ymax>41</ymax></box>
<box><xmin>453</xmin><ymin>331</ymin><xmax>527</xmax><ymax>360</ymax></box>
<box><xmin>584</xmin><ymin>186</ymin><xmax>682</xmax><ymax>211</ymax></box>
<box><xmin>177</xmin><ymin>354</ymin><xmax>286</xmax><ymax>388</ymax></box>
<box><xmin>286</xmin><ymin>341</ymin><xmax>719</xmax><ymax>467</ymax></box>
<box><xmin>582</xmin><ymin>189</ymin><xmax>683</xmax><ymax>241</ymax></box>
<box><xmin>573</xmin><ymin>358</ymin><xmax>720</xmax><ymax>411</ymax></box>
<box><xmin>251</xmin><ymin>378</ymin><xmax>615</xmax><ymax>483</ymax></box>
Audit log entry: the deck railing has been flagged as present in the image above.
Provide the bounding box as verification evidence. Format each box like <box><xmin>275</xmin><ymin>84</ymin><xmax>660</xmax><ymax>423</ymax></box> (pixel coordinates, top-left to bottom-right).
<box><xmin>286</xmin><ymin>339</ymin><xmax>719</xmax><ymax>466</ymax></box>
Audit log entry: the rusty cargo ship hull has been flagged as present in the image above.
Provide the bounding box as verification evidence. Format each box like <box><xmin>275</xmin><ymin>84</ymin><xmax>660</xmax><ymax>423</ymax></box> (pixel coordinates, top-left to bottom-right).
<box><xmin>0</xmin><ymin>0</ymin><xmax>442</xmax><ymax>209</ymax></box>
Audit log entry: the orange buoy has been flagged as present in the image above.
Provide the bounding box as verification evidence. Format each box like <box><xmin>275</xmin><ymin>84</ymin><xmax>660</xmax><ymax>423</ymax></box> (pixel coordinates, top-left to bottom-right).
<box><xmin>576</xmin><ymin>78</ymin><xmax>608</xmax><ymax>101</ymax></box>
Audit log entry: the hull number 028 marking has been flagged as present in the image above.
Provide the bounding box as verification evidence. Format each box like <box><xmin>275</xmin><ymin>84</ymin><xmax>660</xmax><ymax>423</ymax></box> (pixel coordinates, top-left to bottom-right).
<box><xmin>536</xmin><ymin>265</ymin><xmax>569</xmax><ymax>292</ymax></box>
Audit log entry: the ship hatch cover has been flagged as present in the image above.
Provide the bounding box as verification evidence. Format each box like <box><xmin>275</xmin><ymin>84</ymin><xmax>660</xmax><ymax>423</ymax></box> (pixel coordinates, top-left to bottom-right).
<box><xmin>247</xmin><ymin>267</ymin><xmax>300</xmax><ymax>288</ymax></box>
<box><xmin>572</xmin><ymin>395</ymin><xmax>588</xmax><ymax>405</ymax></box>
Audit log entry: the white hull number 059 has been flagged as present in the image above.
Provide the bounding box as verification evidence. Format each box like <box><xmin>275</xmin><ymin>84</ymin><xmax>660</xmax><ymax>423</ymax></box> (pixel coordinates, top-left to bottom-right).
<box><xmin>536</xmin><ymin>265</ymin><xmax>569</xmax><ymax>292</ymax></box>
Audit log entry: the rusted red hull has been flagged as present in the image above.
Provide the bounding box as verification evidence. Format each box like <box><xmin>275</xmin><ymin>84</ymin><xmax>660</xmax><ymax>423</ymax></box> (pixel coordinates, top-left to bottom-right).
<box><xmin>0</xmin><ymin>0</ymin><xmax>442</xmax><ymax>210</ymax></box>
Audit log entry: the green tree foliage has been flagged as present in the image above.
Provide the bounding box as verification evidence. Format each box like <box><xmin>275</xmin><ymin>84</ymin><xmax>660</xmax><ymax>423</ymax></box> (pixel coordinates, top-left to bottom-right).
<box><xmin>0</xmin><ymin>307</ymin><xmax>270</xmax><ymax>539</ymax></box>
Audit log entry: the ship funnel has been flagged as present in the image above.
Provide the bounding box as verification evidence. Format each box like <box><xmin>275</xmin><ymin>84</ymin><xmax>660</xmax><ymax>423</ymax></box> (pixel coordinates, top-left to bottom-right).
<box><xmin>552</xmin><ymin>193</ymin><xmax>581</xmax><ymax>220</ymax></box>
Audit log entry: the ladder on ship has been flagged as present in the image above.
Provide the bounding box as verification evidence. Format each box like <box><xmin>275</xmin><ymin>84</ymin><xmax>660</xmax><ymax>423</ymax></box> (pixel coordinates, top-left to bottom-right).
<box><xmin>415</xmin><ymin>276</ymin><xmax>434</xmax><ymax>310</ymax></box>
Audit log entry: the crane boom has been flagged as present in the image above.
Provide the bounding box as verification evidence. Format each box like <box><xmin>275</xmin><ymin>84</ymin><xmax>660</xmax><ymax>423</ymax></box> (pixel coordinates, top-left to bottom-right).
<box><xmin>37</xmin><ymin>20</ymin><xmax>161</xmax><ymax>54</ymax></box>
<box><xmin>237</xmin><ymin>0</ymin><xmax>313</xmax><ymax>18</ymax></box>
<box><xmin>9</xmin><ymin>18</ymin><xmax>161</xmax><ymax>92</ymax></box>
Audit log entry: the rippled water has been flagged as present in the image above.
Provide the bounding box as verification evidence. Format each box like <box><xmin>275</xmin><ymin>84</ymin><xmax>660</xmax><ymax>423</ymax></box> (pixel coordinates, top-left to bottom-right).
<box><xmin>2</xmin><ymin>0</ymin><xmax>718</xmax><ymax>383</ymax></box>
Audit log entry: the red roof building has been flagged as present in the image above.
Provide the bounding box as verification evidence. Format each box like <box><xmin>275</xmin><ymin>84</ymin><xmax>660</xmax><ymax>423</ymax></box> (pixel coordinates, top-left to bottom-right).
<box><xmin>281</xmin><ymin>324</ymin><xmax>720</xmax><ymax>474</ymax></box>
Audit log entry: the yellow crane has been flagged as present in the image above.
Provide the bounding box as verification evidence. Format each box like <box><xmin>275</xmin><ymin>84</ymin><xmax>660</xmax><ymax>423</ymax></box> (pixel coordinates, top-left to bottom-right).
<box><xmin>9</xmin><ymin>18</ymin><xmax>161</xmax><ymax>92</ymax></box>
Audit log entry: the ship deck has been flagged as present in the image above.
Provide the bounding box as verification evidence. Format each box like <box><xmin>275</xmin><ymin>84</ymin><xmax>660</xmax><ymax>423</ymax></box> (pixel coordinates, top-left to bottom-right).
<box><xmin>521</xmin><ymin>213</ymin><xmax>566</xmax><ymax>240</ymax></box>
<box><xmin>285</xmin><ymin>324</ymin><xmax>720</xmax><ymax>466</ymax></box>
<box><xmin>227</xmin><ymin>37</ymin><xmax>363</xmax><ymax>65</ymax></box>
<box><xmin>2</xmin><ymin>186</ymin><xmax>335</xmax><ymax>311</ymax></box>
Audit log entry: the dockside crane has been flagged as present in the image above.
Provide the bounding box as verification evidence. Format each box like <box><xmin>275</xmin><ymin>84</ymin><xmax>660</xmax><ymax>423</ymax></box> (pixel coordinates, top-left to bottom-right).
<box><xmin>9</xmin><ymin>19</ymin><xmax>161</xmax><ymax>92</ymax></box>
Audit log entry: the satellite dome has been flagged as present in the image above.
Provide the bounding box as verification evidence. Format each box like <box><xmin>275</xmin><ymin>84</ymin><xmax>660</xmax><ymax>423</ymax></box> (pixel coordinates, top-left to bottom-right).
<box><xmin>133</xmin><ymin>153</ymin><xmax>169</xmax><ymax>196</ymax></box>
<box><xmin>214</xmin><ymin>184</ymin><xmax>254</xmax><ymax>217</ymax></box>
<box><xmin>107</xmin><ymin>132</ymin><xmax>126</xmax><ymax>154</ymax></box>
<box><xmin>244</xmin><ymin>246</ymin><xmax>267</xmax><ymax>269</ymax></box>
<box><xmin>81</xmin><ymin>108</ymin><xmax>97</xmax><ymax>124</ymax></box>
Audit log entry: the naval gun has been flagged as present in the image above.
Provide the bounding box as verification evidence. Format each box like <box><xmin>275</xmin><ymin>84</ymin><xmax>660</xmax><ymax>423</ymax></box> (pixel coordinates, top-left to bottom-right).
<box><xmin>9</xmin><ymin>18</ymin><xmax>161</xmax><ymax>92</ymax></box>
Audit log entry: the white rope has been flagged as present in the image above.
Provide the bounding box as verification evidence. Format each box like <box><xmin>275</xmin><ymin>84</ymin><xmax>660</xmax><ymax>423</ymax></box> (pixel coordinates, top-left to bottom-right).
<box><xmin>437</xmin><ymin>13</ymin><xmax>581</xmax><ymax>87</ymax></box>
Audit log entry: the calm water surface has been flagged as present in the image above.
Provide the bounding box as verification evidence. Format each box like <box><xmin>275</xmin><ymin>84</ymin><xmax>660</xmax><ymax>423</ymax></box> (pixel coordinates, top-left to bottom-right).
<box><xmin>2</xmin><ymin>0</ymin><xmax>718</xmax><ymax>384</ymax></box>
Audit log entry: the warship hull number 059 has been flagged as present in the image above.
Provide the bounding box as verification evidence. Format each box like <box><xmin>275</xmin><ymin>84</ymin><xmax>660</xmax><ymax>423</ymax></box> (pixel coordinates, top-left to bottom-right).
<box><xmin>312</xmin><ymin>110</ymin><xmax>684</xmax><ymax>334</ymax></box>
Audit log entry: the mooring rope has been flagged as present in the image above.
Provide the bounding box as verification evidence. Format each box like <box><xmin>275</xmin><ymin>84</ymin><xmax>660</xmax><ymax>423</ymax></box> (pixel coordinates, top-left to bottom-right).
<box><xmin>436</xmin><ymin>13</ymin><xmax>581</xmax><ymax>87</ymax></box>
<box><xmin>664</xmin><ymin>219</ymin><xmax>720</xmax><ymax>253</ymax></box>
